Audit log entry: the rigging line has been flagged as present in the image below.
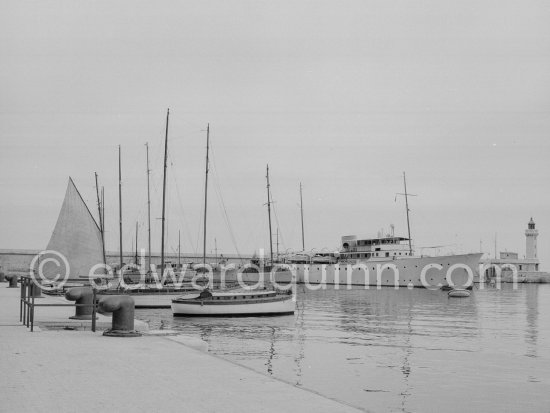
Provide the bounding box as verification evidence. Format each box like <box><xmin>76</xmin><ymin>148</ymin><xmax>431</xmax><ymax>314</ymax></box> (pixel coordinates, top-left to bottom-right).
<box><xmin>240</xmin><ymin>209</ymin><xmax>265</xmax><ymax>254</ymax></box>
<box><xmin>269</xmin><ymin>189</ymin><xmax>286</xmax><ymax>250</ymax></box>
<box><xmin>166</xmin><ymin>150</ymin><xmax>197</xmax><ymax>254</ymax></box>
<box><xmin>209</xmin><ymin>143</ymin><xmax>243</xmax><ymax>259</ymax></box>
<box><xmin>212</xmin><ymin>170</ymin><xmax>243</xmax><ymax>259</ymax></box>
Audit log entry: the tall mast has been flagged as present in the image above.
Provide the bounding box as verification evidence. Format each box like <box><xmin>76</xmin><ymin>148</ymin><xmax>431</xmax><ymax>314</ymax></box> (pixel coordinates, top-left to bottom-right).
<box><xmin>135</xmin><ymin>222</ymin><xmax>138</xmax><ymax>264</ymax></box>
<box><xmin>266</xmin><ymin>164</ymin><xmax>274</xmax><ymax>264</ymax></box>
<box><xmin>145</xmin><ymin>142</ymin><xmax>151</xmax><ymax>273</ymax></box>
<box><xmin>161</xmin><ymin>109</ymin><xmax>169</xmax><ymax>274</ymax></box>
<box><xmin>403</xmin><ymin>171</ymin><xmax>413</xmax><ymax>255</ymax></box>
<box><xmin>276</xmin><ymin>228</ymin><xmax>279</xmax><ymax>260</ymax></box>
<box><xmin>101</xmin><ymin>187</ymin><xmax>105</xmax><ymax>236</ymax></box>
<box><xmin>118</xmin><ymin>145</ymin><xmax>123</xmax><ymax>272</ymax></box>
<box><xmin>300</xmin><ymin>182</ymin><xmax>305</xmax><ymax>251</ymax></box>
<box><xmin>94</xmin><ymin>172</ymin><xmax>106</xmax><ymax>268</ymax></box>
<box><xmin>178</xmin><ymin>230</ymin><xmax>181</xmax><ymax>270</ymax></box>
<box><xmin>202</xmin><ymin>124</ymin><xmax>210</xmax><ymax>266</ymax></box>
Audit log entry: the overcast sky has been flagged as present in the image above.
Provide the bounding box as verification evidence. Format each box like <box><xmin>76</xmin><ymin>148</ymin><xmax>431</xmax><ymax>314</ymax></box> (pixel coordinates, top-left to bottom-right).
<box><xmin>1</xmin><ymin>1</ymin><xmax>549</xmax><ymax>268</ymax></box>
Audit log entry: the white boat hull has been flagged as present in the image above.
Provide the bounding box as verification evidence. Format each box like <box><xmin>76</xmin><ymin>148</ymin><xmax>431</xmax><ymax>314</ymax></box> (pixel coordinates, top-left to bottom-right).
<box><xmin>448</xmin><ymin>289</ymin><xmax>471</xmax><ymax>298</ymax></box>
<box><xmin>171</xmin><ymin>295</ymin><xmax>295</xmax><ymax>316</ymax></box>
<box><xmin>99</xmin><ymin>288</ymin><xmax>199</xmax><ymax>309</ymax></box>
<box><xmin>296</xmin><ymin>253</ymin><xmax>482</xmax><ymax>289</ymax></box>
<box><xmin>130</xmin><ymin>292</ymin><xmax>182</xmax><ymax>308</ymax></box>
<box><xmin>214</xmin><ymin>270</ymin><xmax>294</xmax><ymax>285</ymax></box>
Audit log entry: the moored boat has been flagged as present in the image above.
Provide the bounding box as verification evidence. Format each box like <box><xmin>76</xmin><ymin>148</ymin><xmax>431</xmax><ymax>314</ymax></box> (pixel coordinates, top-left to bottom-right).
<box><xmin>296</xmin><ymin>173</ymin><xmax>482</xmax><ymax>289</ymax></box>
<box><xmin>448</xmin><ymin>288</ymin><xmax>471</xmax><ymax>298</ymax></box>
<box><xmin>171</xmin><ymin>288</ymin><xmax>295</xmax><ymax>316</ymax></box>
<box><xmin>297</xmin><ymin>253</ymin><xmax>482</xmax><ymax>289</ymax></box>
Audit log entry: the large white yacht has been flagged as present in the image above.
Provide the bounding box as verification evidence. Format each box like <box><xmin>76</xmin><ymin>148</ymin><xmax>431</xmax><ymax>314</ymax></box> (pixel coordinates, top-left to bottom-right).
<box><xmin>296</xmin><ymin>234</ymin><xmax>482</xmax><ymax>289</ymax></box>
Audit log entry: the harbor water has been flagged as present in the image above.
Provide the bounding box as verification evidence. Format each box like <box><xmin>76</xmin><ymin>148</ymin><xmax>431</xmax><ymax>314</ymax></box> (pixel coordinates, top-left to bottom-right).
<box><xmin>135</xmin><ymin>284</ymin><xmax>550</xmax><ymax>412</ymax></box>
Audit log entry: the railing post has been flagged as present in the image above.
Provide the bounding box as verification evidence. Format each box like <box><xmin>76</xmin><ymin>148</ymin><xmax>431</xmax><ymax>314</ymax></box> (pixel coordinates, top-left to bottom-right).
<box><xmin>26</xmin><ymin>280</ymin><xmax>30</xmax><ymax>328</ymax></box>
<box><xmin>30</xmin><ymin>292</ymin><xmax>35</xmax><ymax>332</ymax></box>
<box><xmin>20</xmin><ymin>276</ymin><xmax>25</xmax><ymax>322</ymax></box>
<box><xmin>92</xmin><ymin>289</ymin><xmax>97</xmax><ymax>332</ymax></box>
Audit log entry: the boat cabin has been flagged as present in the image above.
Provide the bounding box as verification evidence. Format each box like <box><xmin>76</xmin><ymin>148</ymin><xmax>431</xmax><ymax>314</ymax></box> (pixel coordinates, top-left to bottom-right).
<box><xmin>340</xmin><ymin>235</ymin><xmax>412</xmax><ymax>260</ymax></box>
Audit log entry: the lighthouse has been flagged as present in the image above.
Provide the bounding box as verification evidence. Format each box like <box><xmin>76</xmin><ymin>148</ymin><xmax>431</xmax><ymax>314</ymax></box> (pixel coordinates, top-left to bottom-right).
<box><xmin>525</xmin><ymin>217</ymin><xmax>538</xmax><ymax>260</ymax></box>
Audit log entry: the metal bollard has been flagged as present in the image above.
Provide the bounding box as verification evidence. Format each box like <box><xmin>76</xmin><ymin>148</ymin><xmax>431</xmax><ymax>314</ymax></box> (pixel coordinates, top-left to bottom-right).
<box><xmin>98</xmin><ymin>295</ymin><xmax>141</xmax><ymax>337</ymax></box>
<box><xmin>29</xmin><ymin>282</ymin><xmax>42</xmax><ymax>298</ymax></box>
<box><xmin>6</xmin><ymin>274</ymin><xmax>18</xmax><ymax>288</ymax></box>
<box><xmin>65</xmin><ymin>287</ymin><xmax>96</xmax><ymax>320</ymax></box>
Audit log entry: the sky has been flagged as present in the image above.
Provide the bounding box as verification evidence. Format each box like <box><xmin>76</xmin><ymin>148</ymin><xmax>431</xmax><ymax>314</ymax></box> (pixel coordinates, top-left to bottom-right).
<box><xmin>1</xmin><ymin>0</ymin><xmax>550</xmax><ymax>268</ymax></box>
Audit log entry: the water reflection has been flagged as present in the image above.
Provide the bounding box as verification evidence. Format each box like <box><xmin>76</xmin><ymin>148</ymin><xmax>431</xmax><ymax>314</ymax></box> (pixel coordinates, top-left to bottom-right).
<box><xmin>294</xmin><ymin>288</ymin><xmax>306</xmax><ymax>386</ymax></box>
<box><xmin>136</xmin><ymin>284</ymin><xmax>550</xmax><ymax>412</ymax></box>
<box><xmin>525</xmin><ymin>285</ymin><xmax>538</xmax><ymax>358</ymax></box>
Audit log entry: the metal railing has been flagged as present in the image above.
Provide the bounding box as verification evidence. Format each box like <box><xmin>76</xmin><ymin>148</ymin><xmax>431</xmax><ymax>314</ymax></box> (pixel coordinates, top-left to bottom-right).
<box><xmin>19</xmin><ymin>276</ymin><xmax>98</xmax><ymax>332</ymax></box>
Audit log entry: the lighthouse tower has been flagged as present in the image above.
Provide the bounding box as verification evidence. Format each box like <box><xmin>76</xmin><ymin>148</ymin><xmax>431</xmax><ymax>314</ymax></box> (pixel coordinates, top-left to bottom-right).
<box><xmin>525</xmin><ymin>217</ymin><xmax>538</xmax><ymax>260</ymax></box>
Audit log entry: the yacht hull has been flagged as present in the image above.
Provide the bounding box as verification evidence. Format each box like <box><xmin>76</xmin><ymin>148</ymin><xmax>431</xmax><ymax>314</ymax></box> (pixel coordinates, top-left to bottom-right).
<box><xmin>296</xmin><ymin>253</ymin><xmax>482</xmax><ymax>289</ymax></box>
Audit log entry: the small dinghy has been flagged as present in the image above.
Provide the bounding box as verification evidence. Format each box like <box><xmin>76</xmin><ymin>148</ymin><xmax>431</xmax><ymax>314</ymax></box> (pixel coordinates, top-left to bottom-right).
<box><xmin>448</xmin><ymin>288</ymin><xmax>471</xmax><ymax>298</ymax></box>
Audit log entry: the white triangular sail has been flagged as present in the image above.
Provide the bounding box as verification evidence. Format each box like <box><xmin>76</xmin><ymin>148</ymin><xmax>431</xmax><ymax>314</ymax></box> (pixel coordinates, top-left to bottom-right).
<box><xmin>41</xmin><ymin>178</ymin><xmax>105</xmax><ymax>280</ymax></box>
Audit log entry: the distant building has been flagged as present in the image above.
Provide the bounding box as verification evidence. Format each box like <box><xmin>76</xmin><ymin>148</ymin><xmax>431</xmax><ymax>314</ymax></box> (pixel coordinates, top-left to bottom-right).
<box><xmin>481</xmin><ymin>218</ymin><xmax>550</xmax><ymax>283</ymax></box>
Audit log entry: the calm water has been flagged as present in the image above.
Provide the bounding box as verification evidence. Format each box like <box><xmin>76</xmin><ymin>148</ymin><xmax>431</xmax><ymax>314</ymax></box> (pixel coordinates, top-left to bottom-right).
<box><xmin>135</xmin><ymin>284</ymin><xmax>550</xmax><ymax>412</ymax></box>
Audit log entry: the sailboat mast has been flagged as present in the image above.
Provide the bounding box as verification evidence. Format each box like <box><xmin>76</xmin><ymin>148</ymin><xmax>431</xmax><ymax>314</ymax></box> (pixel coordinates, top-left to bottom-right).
<box><xmin>145</xmin><ymin>142</ymin><xmax>151</xmax><ymax>273</ymax></box>
<box><xmin>299</xmin><ymin>182</ymin><xmax>305</xmax><ymax>251</ymax></box>
<box><xmin>118</xmin><ymin>145</ymin><xmax>123</xmax><ymax>272</ymax></box>
<box><xmin>161</xmin><ymin>109</ymin><xmax>169</xmax><ymax>275</ymax></box>
<box><xmin>266</xmin><ymin>164</ymin><xmax>274</xmax><ymax>264</ymax></box>
<box><xmin>101</xmin><ymin>187</ymin><xmax>105</xmax><ymax>236</ymax></box>
<box><xmin>276</xmin><ymin>228</ymin><xmax>279</xmax><ymax>260</ymax></box>
<box><xmin>202</xmin><ymin>124</ymin><xmax>210</xmax><ymax>266</ymax></box>
<box><xmin>94</xmin><ymin>172</ymin><xmax>106</xmax><ymax>267</ymax></box>
<box><xmin>135</xmin><ymin>222</ymin><xmax>138</xmax><ymax>264</ymax></box>
<box><xmin>403</xmin><ymin>171</ymin><xmax>413</xmax><ymax>255</ymax></box>
<box><xmin>178</xmin><ymin>230</ymin><xmax>181</xmax><ymax>270</ymax></box>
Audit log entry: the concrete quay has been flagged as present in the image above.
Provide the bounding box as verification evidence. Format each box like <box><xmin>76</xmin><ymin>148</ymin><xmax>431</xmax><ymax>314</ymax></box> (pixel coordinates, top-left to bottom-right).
<box><xmin>0</xmin><ymin>285</ymin><xmax>362</xmax><ymax>413</ymax></box>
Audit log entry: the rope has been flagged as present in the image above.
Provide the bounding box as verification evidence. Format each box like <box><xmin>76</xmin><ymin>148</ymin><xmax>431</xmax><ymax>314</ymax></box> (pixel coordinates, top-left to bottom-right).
<box><xmin>167</xmin><ymin>150</ymin><xmax>197</xmax><ymax>254</ymax></box>
<box><xmin>270</xmin><ymin>188</ymin><xmax>286</xmax><ymax>250</ymax></box>
<box><xmin>209</xmin><ymin>141</ymin><xmax>243</xmax><ymax>260</ymax></box>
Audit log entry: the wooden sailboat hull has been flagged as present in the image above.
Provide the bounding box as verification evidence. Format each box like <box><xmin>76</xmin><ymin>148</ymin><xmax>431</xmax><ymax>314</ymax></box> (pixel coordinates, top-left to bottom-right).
<box><xmin>171</xmin><ymin>294</ymin><xmax>295</xmax><ymax>316</ymax></box>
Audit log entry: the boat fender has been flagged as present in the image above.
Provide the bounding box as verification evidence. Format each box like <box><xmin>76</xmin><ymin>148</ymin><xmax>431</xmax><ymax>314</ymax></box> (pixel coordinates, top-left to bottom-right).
<box><xmin>65</xmin><ymin>287</ymin><xmax>96</xmax><ymax>320</ymax></box>
<box><xmin>6</xmin><ymin>274</ymin><xmax>18</xmax><ymax>288</ymax></box>
<box><xmin>98</xmin><ymin>295</ymin><xmax>141</xmax><ymax>337</ymax></box>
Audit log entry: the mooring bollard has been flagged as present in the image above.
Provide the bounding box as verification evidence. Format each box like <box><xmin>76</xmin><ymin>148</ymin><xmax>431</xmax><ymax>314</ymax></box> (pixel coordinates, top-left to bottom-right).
<box><xmin>65</xmin><ymin>287</ymin><xmax>96</xmax><ymax>320</ymax></box>
<box><xmin>98</xmin><ymin>295</ymin><xmax>141</xmax><ymax>337</ymax></box>
<box><xmin>29</xmin><ymin>282</ymin><xmax>42</xmax><ymax>298</ymax></box>
<box><xmin>6</xmin><ymin>274</ymin><xmax>18</xmax><ymax>288</ymax></box>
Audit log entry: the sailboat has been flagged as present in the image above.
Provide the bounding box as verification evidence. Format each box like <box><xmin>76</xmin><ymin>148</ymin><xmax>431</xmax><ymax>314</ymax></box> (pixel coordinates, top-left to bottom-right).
<box><xmin>172</xmin><ymin>157</ymin><xmax>295</xmax><ymax>316</ymax></box>
<box><xmin>97</xmin><ymin>111</ymin><xmax>211</xmax><ymax>308</ymax></box>
<box><xmin>239</xmin><ymin>166</ymin><xmax>293</xmax><ymax>284</ymax></box>
<box><xmin>39</xmin><ymin>177</ymin><xmax>108</xmax><ymax>294</ymax></box>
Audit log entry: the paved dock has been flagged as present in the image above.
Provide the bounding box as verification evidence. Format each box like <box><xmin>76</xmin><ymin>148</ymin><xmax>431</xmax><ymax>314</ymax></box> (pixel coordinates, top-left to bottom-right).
<box><xmin>0</xmin><ymin>284</ymin><xmax>362</xmax><ymax>413</ymax></box>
